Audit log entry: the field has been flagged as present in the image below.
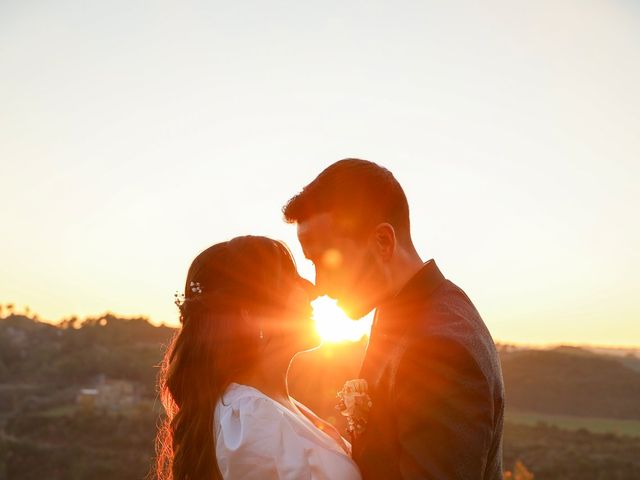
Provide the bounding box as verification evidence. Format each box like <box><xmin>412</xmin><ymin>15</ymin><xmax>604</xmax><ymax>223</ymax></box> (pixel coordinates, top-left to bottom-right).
<box><xmin>506</xmin><ymin>410</ymin><xmax>640</xmax><ymax>438</ymax></box>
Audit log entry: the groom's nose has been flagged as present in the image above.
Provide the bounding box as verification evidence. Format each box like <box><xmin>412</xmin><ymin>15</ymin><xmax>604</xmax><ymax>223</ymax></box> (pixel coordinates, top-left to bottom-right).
<box><xmin>313</xmin><ymin>271</ymin><xmax>336</xmax><ymax>300</ymax></box>
<box><xmin>313</xmin><ymin>269</ymin><xmax>327</xmax><ymax>297</ymax></box>
<box><xmin>299</xmin><ymin>278</ymin><xmax>320</xmax><ymax>301</ymax></box>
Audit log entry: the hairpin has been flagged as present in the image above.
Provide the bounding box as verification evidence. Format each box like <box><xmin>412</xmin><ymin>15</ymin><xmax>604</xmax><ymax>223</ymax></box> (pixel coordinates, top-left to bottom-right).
<box><xmin>174</xmin><ymin>291</ymin><xmax>185</xmax><ymax>308</ymax></box>
<box><xmin>190</xmin><ymin>281</ymin><xmax>203</xmax><ymax>294</ymax></box>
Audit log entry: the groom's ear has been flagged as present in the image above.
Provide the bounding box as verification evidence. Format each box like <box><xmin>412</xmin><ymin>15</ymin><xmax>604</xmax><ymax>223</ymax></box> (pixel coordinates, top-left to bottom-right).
<box><xmin>373</xmin><ymin>223</ymin><xmax>396</xmax><ymax>261</ymax></box>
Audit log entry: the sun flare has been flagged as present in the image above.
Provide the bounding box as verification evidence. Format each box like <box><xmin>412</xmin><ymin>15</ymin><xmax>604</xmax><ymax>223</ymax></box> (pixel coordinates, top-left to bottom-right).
<box><xmin>311</xmin><ymin>296</ymin><xmax>373</xmax><ymax>343</ymax></box>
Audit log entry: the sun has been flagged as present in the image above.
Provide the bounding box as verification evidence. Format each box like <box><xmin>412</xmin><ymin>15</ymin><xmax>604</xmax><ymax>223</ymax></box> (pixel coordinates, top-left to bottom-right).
<box><xmin>311</xmin><ymin>296</ymin><xmax>373</xmax><ymax>343</ymax></box>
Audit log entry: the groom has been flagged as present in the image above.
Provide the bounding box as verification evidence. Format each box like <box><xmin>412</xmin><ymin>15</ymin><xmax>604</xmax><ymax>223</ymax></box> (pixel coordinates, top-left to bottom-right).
<box><xmin>283</xmin><ymin>159</ymin><xmax>504</xmax><ymax>479</ymax></box>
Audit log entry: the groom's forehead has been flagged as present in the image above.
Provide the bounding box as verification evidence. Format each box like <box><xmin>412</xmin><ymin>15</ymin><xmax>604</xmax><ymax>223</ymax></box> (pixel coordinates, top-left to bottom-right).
<box><xmin>297</xmin><ymin>212</ymin><xmax>333</xmax><ymax>233</ymax></box>
<box><xmin>297</xmin><ymin>213</ymin><xmax>336</xmax><ymax>252</ymax></box>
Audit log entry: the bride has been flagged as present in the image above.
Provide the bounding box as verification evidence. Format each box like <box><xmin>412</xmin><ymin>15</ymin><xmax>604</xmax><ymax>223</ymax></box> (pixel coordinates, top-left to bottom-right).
<box><xmin>155</xmin><ymin>236</ymin><xmax>361</xmax><ymax>480</ymax></box>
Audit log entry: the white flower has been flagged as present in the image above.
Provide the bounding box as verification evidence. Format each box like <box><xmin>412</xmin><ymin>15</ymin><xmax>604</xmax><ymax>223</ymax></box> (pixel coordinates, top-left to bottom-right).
<box><xmin>342</xmin><ymin>379</ymin><xmax>368</xmax><ymax>395</ymax></box>
<box><xmin>336</xmin><ymin>378</ymin><xmax>373</xmax><ymax>438</ymax></box>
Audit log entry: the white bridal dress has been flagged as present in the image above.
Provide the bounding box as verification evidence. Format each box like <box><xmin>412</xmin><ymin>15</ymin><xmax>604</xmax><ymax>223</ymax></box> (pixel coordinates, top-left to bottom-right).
<box><xmin>214</xmin><ymin>383</ymin><xmax>362</xmax><ymax>480</ymax></box>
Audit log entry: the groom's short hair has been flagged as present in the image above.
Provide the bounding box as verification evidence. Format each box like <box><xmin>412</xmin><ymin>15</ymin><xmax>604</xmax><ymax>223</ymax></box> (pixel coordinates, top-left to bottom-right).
<box><xmin>283</xmin><ymin>158</ymin><xmax>412</xmax><ymax>244</ymax></box>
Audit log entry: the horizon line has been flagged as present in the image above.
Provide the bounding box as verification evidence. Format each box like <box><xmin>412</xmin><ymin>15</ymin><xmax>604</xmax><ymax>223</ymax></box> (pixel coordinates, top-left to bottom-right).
<box><xmin>1</xmin><ymin>307</ymin><xmax>639</xmax><ymax>351</ymax></box>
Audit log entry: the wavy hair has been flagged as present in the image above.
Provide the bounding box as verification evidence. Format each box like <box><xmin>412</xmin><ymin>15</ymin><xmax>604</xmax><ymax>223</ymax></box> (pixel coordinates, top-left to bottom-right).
<box><xmin>155</xmin><ymin>236</ymin><xmax>298</xmax><ymax>480</ymax></box>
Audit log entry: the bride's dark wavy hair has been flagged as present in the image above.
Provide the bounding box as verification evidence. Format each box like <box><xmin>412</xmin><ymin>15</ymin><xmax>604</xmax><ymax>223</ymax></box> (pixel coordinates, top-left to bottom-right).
<box><xmin>155</xmin><ymin>236</ymin><xmax>298</xmax><ymax>480</ymax></box>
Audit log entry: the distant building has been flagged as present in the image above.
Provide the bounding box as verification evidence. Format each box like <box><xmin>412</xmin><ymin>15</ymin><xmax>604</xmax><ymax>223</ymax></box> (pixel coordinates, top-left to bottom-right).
<box><xmin>76</xmin><ymin>378</ymin><xmax>140</xmax><ymax>412</ymax></box>
<box><xmin>76</xmin><ymin>388</ymin><xmax>98</xmax><ymax>411</ymax></box>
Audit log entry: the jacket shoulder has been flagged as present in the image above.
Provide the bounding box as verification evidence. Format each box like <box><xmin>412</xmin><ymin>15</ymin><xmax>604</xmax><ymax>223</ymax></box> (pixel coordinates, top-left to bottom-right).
<box><xmin>403</xmin><ymin>280</ymin><xmax>503</xmax><ymax>389</ymax></box>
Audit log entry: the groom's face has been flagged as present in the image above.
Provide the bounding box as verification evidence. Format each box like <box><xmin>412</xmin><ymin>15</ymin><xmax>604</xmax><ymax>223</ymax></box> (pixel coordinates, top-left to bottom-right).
<box><xmin>297</xmin><ymin>213</ymin><xmax>383</xmax><ymax>319</ymax></box>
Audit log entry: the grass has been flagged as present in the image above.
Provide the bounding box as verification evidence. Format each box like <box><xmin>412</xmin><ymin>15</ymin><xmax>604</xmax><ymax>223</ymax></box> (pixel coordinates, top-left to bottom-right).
<box><xmin>506</xmin><ymin>410</ymin><xmax>640</xmax><ymax>438</ymax></box>
<box><xmin>36</xmin><ymin>399</ymin><xmax>161</xmax><ymax>418</ymax></box>
<box><xmin>38</xmin><ymin>405</ymin><xmax>77</xmax><ymax>417</ymax></box>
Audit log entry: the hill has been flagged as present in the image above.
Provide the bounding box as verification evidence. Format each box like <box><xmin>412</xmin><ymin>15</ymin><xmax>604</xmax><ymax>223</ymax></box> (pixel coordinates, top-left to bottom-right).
<box><xmin>2</xmin><ymin>312</ymin><xmax>640</xmax><ymax>479</ymax></box>
<box><xmin>500</xmin><ymin>346</ymin><xmax>640</xmax><ymax>419</ymax></box>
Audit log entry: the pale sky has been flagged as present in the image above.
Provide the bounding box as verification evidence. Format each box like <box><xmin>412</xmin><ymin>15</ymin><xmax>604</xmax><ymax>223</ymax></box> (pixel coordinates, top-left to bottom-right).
<box><xmin>1</xmin><ymin>0</ymin><xmax>639</xmax><ymax>346</ymax></box>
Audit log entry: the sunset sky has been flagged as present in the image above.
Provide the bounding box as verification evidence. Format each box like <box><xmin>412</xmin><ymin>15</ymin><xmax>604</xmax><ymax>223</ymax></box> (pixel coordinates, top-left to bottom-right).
<box><xmin>1</xmin><ymin>0</ymin><xmax>638</xmax><ymax>346</ymax></box>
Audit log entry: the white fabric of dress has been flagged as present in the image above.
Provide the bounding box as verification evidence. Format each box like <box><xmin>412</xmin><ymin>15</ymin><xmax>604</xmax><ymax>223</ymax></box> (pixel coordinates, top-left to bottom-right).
<box><xmin>214</xmin><ymin>383</ymin><xmax>362</xmax><ymax>480</ymax></box>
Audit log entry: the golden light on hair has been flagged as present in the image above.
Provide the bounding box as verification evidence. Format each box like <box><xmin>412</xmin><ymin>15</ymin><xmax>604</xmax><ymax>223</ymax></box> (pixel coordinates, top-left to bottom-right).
<box><xmin>311</xmin><ymin>296</ymin><xmax>372</xmax><ymax>342</ymax></box>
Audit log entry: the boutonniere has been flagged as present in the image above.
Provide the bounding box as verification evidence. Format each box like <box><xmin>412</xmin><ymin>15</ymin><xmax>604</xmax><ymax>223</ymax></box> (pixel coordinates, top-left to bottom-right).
<box><xmin>336</xmin><ymin>379</ymin><xmax>373</xmax><ymax>440</ymax></box>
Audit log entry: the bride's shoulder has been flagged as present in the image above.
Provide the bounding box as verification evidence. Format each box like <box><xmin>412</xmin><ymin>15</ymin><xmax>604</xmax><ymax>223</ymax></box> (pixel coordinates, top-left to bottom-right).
<box><xmin>215</xmin><ymin>385</ymin><xmax>362</xmax><ymax>480</ymax></box>
<box><xmin>214</xmin><ymin>384</ymin><xmax>309</xmax><ymax>469</ymax></box>
<box><xmin>215</xmin><ymin>383</ymin><xmax>284</xmax><ymax>424</ymax></box>
<box><xmin>219</xmin><ymin>382</ymin><xmax>272</xmax><ymax>404</ymax></box>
